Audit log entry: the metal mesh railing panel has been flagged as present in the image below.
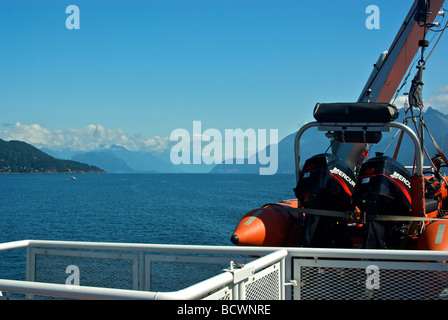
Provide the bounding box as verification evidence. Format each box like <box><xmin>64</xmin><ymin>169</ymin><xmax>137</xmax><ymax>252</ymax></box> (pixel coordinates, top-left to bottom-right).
<box><xmin>244</xmin><ymin>263</ymin><xmax>281</xmax><ymax>300</ymax></box>
<box><xmin>149</xmin><ymin>261</ymin><xmax>227</xmax><ymax>292</ymax></box>
<box><xmin>32</xmin><ymin>249</ymin><xmax>138</xmax><ymax>294</ymax></box>
<box><xmin>296</xmin><ymin>260</ymin><xmax>448</xmax><ymax>300</ymax></box>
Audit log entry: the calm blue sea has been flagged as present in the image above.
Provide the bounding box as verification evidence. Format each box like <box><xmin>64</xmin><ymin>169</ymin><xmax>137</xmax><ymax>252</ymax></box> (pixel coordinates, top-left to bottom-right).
<box><xmin>0</xmin><ymin>173</ymin><xmax>296</xmax><ymax>280</ymax></box>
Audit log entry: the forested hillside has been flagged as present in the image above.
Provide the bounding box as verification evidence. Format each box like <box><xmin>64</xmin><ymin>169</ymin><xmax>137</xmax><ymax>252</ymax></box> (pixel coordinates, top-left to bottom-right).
<box><xmin>0</xmin><ymin>139</ymin><xmax>105</xmax><ymax>174</ymax></box>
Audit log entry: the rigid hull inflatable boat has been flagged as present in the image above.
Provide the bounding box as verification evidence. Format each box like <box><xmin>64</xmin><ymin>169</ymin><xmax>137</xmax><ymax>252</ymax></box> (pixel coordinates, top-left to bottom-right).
<box><xmin>232</xmin><ymin>103</ymin><xmax>448</xmax><ymax>250</ymax></box>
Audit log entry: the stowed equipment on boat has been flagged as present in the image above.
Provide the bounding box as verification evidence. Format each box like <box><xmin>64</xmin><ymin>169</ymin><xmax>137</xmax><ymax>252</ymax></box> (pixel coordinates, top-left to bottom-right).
<box><xmin>231</xmin><ymin>102</ymin><xmax>448</xmax><ymax>250</ymax></box>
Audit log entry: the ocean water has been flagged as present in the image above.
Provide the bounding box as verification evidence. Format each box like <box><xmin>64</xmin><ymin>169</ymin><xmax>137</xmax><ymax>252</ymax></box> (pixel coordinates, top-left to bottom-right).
<box><xmin>0</xmin><ymin>173</ymin><xmax>296</xmax><ymax>280</ymax></box>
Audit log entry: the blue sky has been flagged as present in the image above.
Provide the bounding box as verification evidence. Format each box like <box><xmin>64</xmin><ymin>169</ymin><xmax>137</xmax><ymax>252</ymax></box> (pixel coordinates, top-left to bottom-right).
<box><xmin>0</xmin><ymin>0</ymin><xmax>447</xmax><ymax>151</ymax></box>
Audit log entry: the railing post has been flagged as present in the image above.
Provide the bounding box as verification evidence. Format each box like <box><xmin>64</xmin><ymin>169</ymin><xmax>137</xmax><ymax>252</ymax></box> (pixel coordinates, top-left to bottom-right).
<box><xmin>232</xmin><ymin>283</ymin><xmax>239</xmax><ymax>300</ymax></box>
<box><xmin>139</xmin><ymin>252</ymin><xmax>145</xmax><ymax>291</ymax></box>
<box><xmin>280</xmin><ymin>258</ymin><xmax>286</xmax><ymax>300</ymax></box>
<box><xmin>238</xmin><ymin>280</ymin><xmax>246</xmax><ymax>300</ymax></box>
<box><xmin>25</xmin><ymin>244</ymin><xmax>32</xmax><ymax>282</ymax></box>
<box><xmin>25</xmin><ymin>244</ymin><xmax>34</xmax><ymax>300</ymax></box>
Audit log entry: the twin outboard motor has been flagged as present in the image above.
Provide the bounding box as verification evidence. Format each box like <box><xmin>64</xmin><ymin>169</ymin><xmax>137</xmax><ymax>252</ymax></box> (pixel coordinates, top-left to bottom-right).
<box><xmin>295</xmin><ymin>153</ymin><xmax>412</xmax><ymax>249</ymax></box>
<box><xmin>294</xmin><ymin>153</ymin><xmax>356</xmax><ymax>247</ymax></box>
<box><xmin>295</xmin><ymin>153</ymin><xmax>356</xmax><ymax>211</ymax></box>
<box><xmin>353</xmin><ymin>154</ymin><xmax>412</xmax><ymax>248</ymax></box>
<box><xmin>353</xmin><ymin>155</ymin><xmax>411</xmax><ymax>216</ymax></box>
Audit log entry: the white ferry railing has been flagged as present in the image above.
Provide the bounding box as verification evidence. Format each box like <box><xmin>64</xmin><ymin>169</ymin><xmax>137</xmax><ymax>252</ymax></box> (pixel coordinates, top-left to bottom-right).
<box><xmin>0</xmin><ymin>249</ymin><xmax>287</xmax><ymax>300</ymax></box>
<box><xmin>0</xmin><ymin>240</ymin><xmax>287</xmax><ymax>300</ymax></box>
<box><xmin>1</xmin><ymin>240</ymin><xmax>448</xmax><ymax>300</ymax></box>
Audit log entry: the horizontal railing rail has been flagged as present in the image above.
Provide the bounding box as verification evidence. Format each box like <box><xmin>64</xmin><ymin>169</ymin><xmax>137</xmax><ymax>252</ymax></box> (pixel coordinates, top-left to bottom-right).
<box><xmin>2</xmin><ymin>239</ymin><xmax>447</xmax><ymax>261</ymax></box>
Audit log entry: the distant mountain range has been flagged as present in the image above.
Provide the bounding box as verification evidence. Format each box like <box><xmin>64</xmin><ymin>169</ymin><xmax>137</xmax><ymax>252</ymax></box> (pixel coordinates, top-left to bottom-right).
<box><xmin>43</xmin><ymin>145</ymin><xmax>187</xmax><ymax>174</ymax></box>
<box><xmin>3</xmin><ymin>107</ymin><xmax>448</xmax><ymax>175</ymax></box>
<box><xmin>0</xmin><ymin>139</ymin><xmax>104</xmax><ymax>174</ymax></box>
<box><xmin>209</xmin><ymin>130</ymin><xmax>329</xmax><ymax>174</ymax></box>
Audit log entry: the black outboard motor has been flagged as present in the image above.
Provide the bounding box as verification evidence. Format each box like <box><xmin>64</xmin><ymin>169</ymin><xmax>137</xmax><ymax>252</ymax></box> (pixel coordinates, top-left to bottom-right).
<box><xmin>294</xmin><ymin>153</ymin><xmax>356</xmax><ymax>247</ymax></box>
<box><xmin>353</xmin><ymin>154</ymin><xmax>412</xmax><ymax>249</ymax></box>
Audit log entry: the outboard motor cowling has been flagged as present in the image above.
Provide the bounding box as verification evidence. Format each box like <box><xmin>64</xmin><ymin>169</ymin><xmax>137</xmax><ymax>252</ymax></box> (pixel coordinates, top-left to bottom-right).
<box><xmin>353</xmin><ymin>155</ymin><xmax>412</xmax><ymax>249</ymax></box>
<box><xmin>353</xmin><ymin>155</ymin><xmax>411</xmax><ymax>216</ymax></box>
<box><xmin>294</xmin><ymin>153</ymin><xmax>356</xmax><ymax>248</ymax></box>
<box><xmin>294</xmin><ymin>153</ymin><xmax>356</xmax><ymax>211</ymax></box>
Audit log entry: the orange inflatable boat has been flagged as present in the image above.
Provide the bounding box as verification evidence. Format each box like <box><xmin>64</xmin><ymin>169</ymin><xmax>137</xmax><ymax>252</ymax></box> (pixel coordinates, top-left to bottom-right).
<box><xmin>230</xmin><ymin>200</ymin><xmax>303</xmax><ymax>247</ymax></box>
<box><xmin>231</xmin><ymin>155</ymin><xmax>448</xmax><ymax>250</ymax></box>
<box><xmin>231</xmin><ymin>98</ymin><xmax>448</xmax><ymax>251</ymax></box>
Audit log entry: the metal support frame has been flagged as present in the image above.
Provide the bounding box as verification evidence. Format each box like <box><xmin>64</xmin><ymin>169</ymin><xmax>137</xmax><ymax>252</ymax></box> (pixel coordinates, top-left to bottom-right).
<box><xmin>294</xmin><ymin>121</ymin><xmax>423</xmax><ymax>182</ymax></box>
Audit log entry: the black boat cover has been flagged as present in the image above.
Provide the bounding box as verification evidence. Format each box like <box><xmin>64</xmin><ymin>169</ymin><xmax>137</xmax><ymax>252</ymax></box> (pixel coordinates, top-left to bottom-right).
<box><xmin>313</xmin><ymin>102</ymin><xmax>399</xmax><ymax>123</ymax></box>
